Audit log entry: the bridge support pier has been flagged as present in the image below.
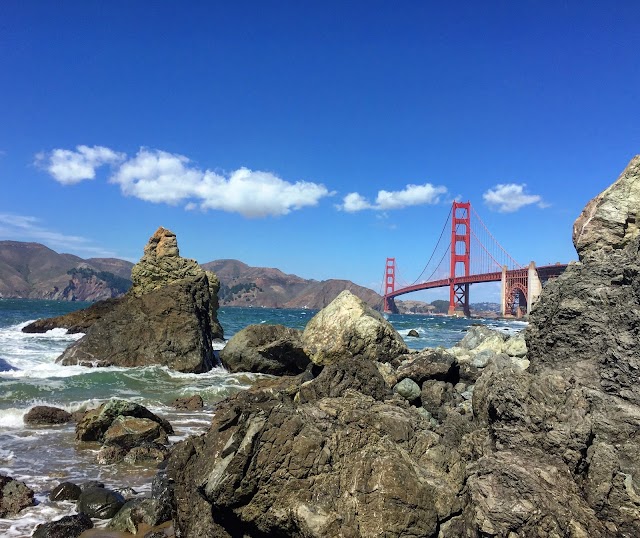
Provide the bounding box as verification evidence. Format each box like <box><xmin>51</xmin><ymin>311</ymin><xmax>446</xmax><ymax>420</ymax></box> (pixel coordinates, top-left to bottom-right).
<box><xmin>527</xmin><ymin>261</ymin><xmax>542</xmax><ymax>314</ymax></box>
<box><xmin>500</xmin><ymin>266</ymin><xmax>507</xmax><ymax>317</ymax></box>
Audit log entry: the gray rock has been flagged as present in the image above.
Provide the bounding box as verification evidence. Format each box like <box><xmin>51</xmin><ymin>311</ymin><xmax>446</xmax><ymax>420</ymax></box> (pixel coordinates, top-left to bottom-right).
<box><xmin>76</xmin><ymin>486</ymin><xmax>125</xmax><ymax>519</ymax></box>
<box><xmin>0</xmin><ymin>473</ymin><xmax>34</xmax><ymax>517</ymax></box>
<box><xmin>302</xmin><ymin>290</ymin><xmax>408</xmax><ymax>365</ymax></box>
<box><xmin>220</xmin><ymin>324</ymin><xmax>310</xmax><ymax>375</ymax></box>
<box><xmin>108</xmin><ymin>498</ymin><xmax>166</xmax><ymax>534</ymax></box>
<box><xmin>393</xmin><ymin>378</ymin><xmax>421</xmax><ymax>401</ymax></box>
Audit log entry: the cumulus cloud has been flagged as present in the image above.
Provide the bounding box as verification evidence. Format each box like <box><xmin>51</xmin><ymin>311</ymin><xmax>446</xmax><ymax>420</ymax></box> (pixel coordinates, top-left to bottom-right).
<box><xmin>109</xmin><ymin>148</ymin><xmax>332</xmax><ymax>218</ymax></box>
<box><xmin>36</xmin><ymin>145</ymin><xmax>126</xmax><ymax>184</ymax></box>
<box><xmin>38</xmin><ymin>146</ymin><xmax>333</xmax><ymax>218</ymax></box>
<box><xmin>0</xmin><ymin>213</ymin><xmax>117</xmax><ymax>257</ymax></box>
<box><xmin>337</xmin><ymin>182</ymin><xmax>448</xmax><ymax>212</ymax></box>
<box><xmin>483</xmin><ymin>183</ymin><xmax>546</xmax><ymax>213</ymax></box>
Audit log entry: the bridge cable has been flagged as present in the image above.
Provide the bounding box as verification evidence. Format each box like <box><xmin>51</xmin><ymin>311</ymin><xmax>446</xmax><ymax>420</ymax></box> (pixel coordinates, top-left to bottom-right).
<box><xmin>471</xmin><ymin>207</ymin><xmax>523</xmax><ymax>269</ymax></box>
<box><xmin>409</xmin><ymin>204</ymin><xmax>453</xmax><ymax>285</ymax></box>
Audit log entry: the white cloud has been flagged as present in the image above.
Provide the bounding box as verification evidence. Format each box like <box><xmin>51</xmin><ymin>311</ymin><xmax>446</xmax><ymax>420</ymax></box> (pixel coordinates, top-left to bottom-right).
<box><xmin>109</xmin><ymin>148</ymin><xmax>333</xmax><ymax>218</ymax></box>
<box><xmin>483</xmin><ymin>183</ymin><xmax>546</xmax><ymax>213</ymax></box>
<box><xmin>36</xmin><ymin>145</ymin><xmax>126</xmax><ymax>185</ymax></box>
<box><xmin>337</xmin><ymin>182</ymin><xmax>448</xmax><ymax>212</ymax></box>
<box><xmin>37</xmin><ymin>146</ymin><xmax>333</xmax><ymax>218</ymax></box>
<box><xmin>339</xmin><ymin>192</ymin><xmax>373</xmax><ymax>212</ymax></box>
<box><xmin>0</xmin><ymin>213</ymin><xmax>117</xmax><ymax>257</ymax></box>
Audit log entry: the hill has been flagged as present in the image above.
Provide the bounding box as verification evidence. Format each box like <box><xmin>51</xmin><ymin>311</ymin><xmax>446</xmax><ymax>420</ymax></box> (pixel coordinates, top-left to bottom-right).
<box><xmin>202</xmin><ymin>259</ymin><xmax>383</xmax><ymax>310</ymax></box>
<box><xmin>0</xmin><ymin>241</ymin><xmax>133</xmax><ymax>301</ymax></box>
<box><xmin>0</xmin><ymin>243</ymin><xmax>383</xmax><ymax>309</ymax></box>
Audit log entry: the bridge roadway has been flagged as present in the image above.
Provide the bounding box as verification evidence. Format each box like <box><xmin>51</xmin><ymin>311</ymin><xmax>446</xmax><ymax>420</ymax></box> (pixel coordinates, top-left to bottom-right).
<box><xmin>385</xmin><ymin>263</ymin><xmax>568</xmax><ymax>316</ymax></box>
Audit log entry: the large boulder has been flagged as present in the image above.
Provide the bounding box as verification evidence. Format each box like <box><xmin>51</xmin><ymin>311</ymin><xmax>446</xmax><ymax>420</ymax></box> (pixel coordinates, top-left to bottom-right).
<box><xmin>302</xmin><ymin>290</ymin><xmax>408</xmax><ymax>365</ymax></box>
<box><xmin>76</xmin><ymin>486</ymin><xmax>125</xmax><ymax>519</ymax></box>
<box><xmin>220</xmin><ymin>324</ymin><xmax>310</xmax><ymax>375</ymax></box>
<box><xmin>56</xmin><ymin>227</ymin><xmax>223</xmax><ymax>373</ymax></box>
<box><xmin>75</xmin><ymin>399</ymin><xmax>173</xmax><ymax>443</ymax></box>
<box><xmin>167</xmin><ymin>386</ymin><xmax>463</xmax><ymax>538</ymax></box>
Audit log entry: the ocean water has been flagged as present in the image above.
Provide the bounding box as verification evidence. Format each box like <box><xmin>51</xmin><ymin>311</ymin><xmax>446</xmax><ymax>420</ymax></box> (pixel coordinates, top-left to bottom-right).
<box><xmin>0</xmin><ymin>299</ymin><xmax>525</xmax><ymax>536</ymax></box>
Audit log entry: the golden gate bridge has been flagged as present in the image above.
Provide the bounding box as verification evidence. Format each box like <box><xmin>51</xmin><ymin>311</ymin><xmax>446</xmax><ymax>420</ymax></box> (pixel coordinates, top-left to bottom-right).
<box><xmin>382</xmin><ymin>201</ymin><xmax>567</xmax><ymax>317</ymax></box>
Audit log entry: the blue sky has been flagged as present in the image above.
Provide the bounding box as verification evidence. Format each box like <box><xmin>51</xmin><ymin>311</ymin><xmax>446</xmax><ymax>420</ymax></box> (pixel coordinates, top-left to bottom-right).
<box><xmin>1</xmin><ymin>1</ymin><xmax>639</xmax><ymax>303</ymax></box>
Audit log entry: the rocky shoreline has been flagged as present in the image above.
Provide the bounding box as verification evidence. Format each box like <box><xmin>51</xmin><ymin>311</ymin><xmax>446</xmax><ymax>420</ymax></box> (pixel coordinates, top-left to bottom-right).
<box><xmin>9</xmin><ymin>156</ymin><xmax>640</xmax><ymax>537</ymax></box>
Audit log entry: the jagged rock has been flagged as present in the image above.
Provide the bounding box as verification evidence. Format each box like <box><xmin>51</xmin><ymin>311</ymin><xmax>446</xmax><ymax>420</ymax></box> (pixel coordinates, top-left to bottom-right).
<box><xmin>167</xmin><ymin>386</ymin><xmax>463</xmax><ymax>538</ymax></box>
<box><xmin>220</xmin><ymin>324</ymin><xmax>310</xmax><ymax>375</ymax></box>
<box><xmin>76</xmin><ymin>399</ymin><xmax>173</xmax><ymax>443</ymax></box>
<box><xmin>23</xmin><ymin>405</ymin><xmax>72</xmax><ymax>425</ymax></box>
<box><xmin>32</xmin><ymin>513</ymin><xmax>93</xmax><ymax>538</ymax></box>
<box><xmin>49</xmin><ymin>481</ymin><xmax>82</xmax><ymax>501</ymax></box>
<box><xmin>171</xmin><ymin>394</ymin><xmax>203</xmax><ymax>410</ymax></box>
<box><xmin>76</xmin><ymin>486</ymin><xmax>125</xmax><ymax>519</ymax></box>
<box><xmin>302</xmin><ymin>290</ymin><xmax>408</xmax><ymax>365</ymax></box>
<box><xmin>396</xmin><ymin>348</ymin><xmax>457</xmax><ymax>384</ymax></box>
<box><xmin>55</xmin><ymin>227</ymin><xmax>223</xmax><ymax>373</ymax></box>
<box><xmin>573</xmin><ymin>155</ymin><xmax>640</xmax><ymax>259</ymax></box>
<box><xmin>297</xmin><ymin>358</ymin><xmax>392</xmax><ymax>403</ymax></box>
<box><xmin>22</xmin><ymin>297</ymin><xmax>124</xmax><ymax>334</ymax></box>
<box><xmin>0</xmin><ymin>473</ymin><xmax>34</xmax><ymax>517</ymax></box>
<box><xmin>463</xmin><ymin>157</ymin><xmax>640</xmax><ymax>536</ymax></box>
<box><xmin>421</xmin><ymin>380</ymin><xmax>461</xmax><ymax>420</ymax></box>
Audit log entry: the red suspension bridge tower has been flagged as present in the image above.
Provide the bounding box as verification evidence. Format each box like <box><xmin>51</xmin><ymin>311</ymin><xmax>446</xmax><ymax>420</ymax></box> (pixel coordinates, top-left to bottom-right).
<box><xmin>449</xmin><ymin>201</ymin><xmax>471</xmax><ymax>316</ymax></box>
<box><xmin>382</xmin><ymin>201</ymin><xmax>568</xmax><ymax>317</ymax></box>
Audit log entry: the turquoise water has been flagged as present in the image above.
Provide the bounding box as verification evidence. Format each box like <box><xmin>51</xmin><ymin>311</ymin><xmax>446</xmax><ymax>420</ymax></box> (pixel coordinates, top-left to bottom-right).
<box><xmin>0</xmin><ymin>299</ymin><xmax>525</xmax><ymax>536</ymax></box>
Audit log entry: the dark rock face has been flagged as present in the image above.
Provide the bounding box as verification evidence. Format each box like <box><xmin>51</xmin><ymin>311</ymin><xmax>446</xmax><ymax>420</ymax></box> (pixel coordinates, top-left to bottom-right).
<box><xmin>76</xmin><ymin>486</ymin><xmax>125</xmax><ymax>519</ymax></box>
<box><xmin>49</xmin><ymin>481</ymin><xmax>82</xmax><ymax>502</ymax></box>
<box><xmin>31</xmin><ymin>513</ymin><xmax>93</xmax><ymax>538</ymax></box>
<box><xmin>54</xmin><ymin>227</ymin><xmax>223</xmax><ymax>373</ymax></box>
<box><xmin>23</xmin><ymin>405</ymin><xmax>72</xmax><ymax>425</ymax></box>
<box><xmin>220</xmin><ymin>324</ymin><xmax>310</xmax><ymax>375</ymax></box>
<box><xmin>21</xmin><ymin>297</ymin><xmax>124</xmax><ymax>334</ymax></box>
<box><xmin>0</xmin><ymin>473</ymin><xmax>34</xmax><ymax>517</ymax></box>
<box><xmin>396</xmin><ymin>348</ymin><xmax>457</xmax><ymax>385</ymax></box>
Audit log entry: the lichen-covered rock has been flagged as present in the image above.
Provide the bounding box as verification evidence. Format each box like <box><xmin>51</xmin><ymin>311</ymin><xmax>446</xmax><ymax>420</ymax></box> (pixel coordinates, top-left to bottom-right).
<box><xmin>393</xmin><ymin>378</ymin><xmax>421</xmax><ymax>401</ymax></box>
<box><xmin>220</xmin><ymin>324</ymin><xmax>310</xmax><ymax>375</ymax></box>
<box><xmin>0</xmin><ymin>474</ymin><xmax>34</xmax><ymax>517</ymax></box>
<box><xmin>302</xmin><ymin>290</ymin><xmax>408</xmax><ymax>365</ymax></box>
<box><xmin>573</xmin><ymin>155</ymin><xmax>640</xmax><ymax>259</ymax></box>
<box><xmin>76</xmin><ymin>399</ymin><xmax>173</xmax><ymax>443</ymax></box>
<box><xmin>55</xmin><ymin>227</ymin><xmax>223</xmax><ymax>372</ymax></box>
